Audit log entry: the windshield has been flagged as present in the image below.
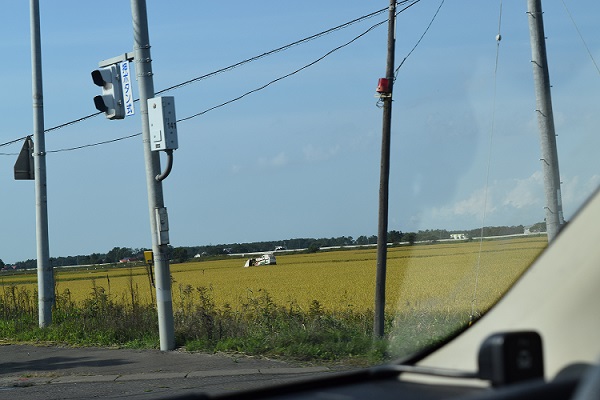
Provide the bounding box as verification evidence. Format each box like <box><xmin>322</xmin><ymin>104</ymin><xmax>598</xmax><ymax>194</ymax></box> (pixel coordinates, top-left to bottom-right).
<box><xmin>0</xmin><ymin>0</ymin><xmax>598</xmax><ymax>376</ymax></box>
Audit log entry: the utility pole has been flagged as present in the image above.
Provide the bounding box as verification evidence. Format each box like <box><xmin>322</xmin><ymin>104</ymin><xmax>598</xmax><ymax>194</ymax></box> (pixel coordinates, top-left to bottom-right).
<box><xmin>374</xmin><ymin>0</ymin><xmax>396</xmax><ymax>338</ymax></box>
<box><xmin>527</xmin><ymin>0</ymin><xmax>564</xmax><ymax>242</ymax></box>
<box><xmin>30</xmin><ymin>0</ymin><xmax>54</xmax><ymax>327</ymax></box>
<box><xmin>130</xmin><ymin>0</ymin><xmax>175</xmax><ymax>350</ymax></box>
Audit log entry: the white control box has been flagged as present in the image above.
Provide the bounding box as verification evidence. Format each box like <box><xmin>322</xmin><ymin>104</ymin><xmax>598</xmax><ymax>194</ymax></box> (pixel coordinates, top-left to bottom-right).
<box><xmin>148</xmin><ymin>96</ymin><xmax>178</xmax><ymax>151</ymax></box>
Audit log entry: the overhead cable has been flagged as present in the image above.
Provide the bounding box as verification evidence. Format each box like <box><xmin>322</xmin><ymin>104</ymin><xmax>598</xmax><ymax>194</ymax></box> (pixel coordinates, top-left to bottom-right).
<box><xmin>560</xmin><ymin>0</ymin><xmax>600</xmax><ymax>76</ymax></box>
<box><xmin>471</xmin><ymin>0</ymin><xmax>503</xmax><ymax>323</ymax></box>
<box><xmin>45</xmin><ymin>132</ymin><xmax>142</xmax><ymax>153</ymax></box>
<box><xmin>178</xmin><ymin>17</ymin><xmax>389</xmax><ymax>123</ymax></box>
<box><xmin>1</xmin><ymin>2</ymin><xmax>420</xmax><ymax>154</ymax></box>
<box><xmin>155</xmin><ymin>5</ymin><xmax>395</xmax><ymax>96</ymax></box>
<box><xmin>0</xmin><ymin>5</ymin><xmax>393</xmax><ymax>150</ymax></box>
<box><xmin>394</xmin><ymin>0</ymin><xmax>444</xmax><ymax>78</ymax></box>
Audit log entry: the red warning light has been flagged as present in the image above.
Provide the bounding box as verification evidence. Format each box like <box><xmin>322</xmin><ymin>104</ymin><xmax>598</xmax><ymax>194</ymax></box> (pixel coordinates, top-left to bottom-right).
<box><xmin>376</xmin><ymin>78</ymin><xmax>391</xmax><ymax>94</ymax></box>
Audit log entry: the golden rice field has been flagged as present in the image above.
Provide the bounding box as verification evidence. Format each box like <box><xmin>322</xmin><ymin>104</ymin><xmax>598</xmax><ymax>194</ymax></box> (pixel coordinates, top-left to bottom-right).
<box><xmin>0</xmin><ymin>236</ymin><xmax>547</xmax><ymax>317</ymax></box>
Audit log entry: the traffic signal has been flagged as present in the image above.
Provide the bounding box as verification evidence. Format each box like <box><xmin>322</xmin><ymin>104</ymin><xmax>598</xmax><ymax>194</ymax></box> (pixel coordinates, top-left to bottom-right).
<box><xmin>91</xmin><ymin>65</ymin><xmax>125</xmax><ymax>120</ymax></box>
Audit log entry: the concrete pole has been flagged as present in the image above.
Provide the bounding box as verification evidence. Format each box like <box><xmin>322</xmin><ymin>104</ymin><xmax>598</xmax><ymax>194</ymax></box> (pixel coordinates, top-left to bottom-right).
<box><xmin>130</xmin><ymin>0</ymin><xmax>175</xmax><ymax>350</ymax></box>
<box><xmin>527</xmin><ymin>0</ymin><xmax>564</xmax><ymax>242</ymax></box>
<box><xmin>374</xmin><ymin>0</ymin><xmax>396</xmax><ymax>338</ymax></box>
<box><xmin>30</xmin><ymin>0</ymin><xmax>54</xmax><ymax>327</ymax></box>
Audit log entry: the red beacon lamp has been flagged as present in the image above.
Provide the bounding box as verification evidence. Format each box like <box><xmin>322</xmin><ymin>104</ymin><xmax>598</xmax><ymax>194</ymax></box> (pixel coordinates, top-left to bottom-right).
<box><xmin>376</xmin><ymin>78</ymin><xmax>391</xmax><ymax>97</ymax></box>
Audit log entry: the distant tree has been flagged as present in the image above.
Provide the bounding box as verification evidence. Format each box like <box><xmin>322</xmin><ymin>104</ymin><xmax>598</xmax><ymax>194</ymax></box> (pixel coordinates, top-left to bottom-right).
<box><xmin>171</xmin><ymin>247</ymin><xmax>189</xmax><ymax>263</ymax></box>
<box><xmin>89</xmin><ymin>253</ymin><xmax>104</xmax><ymax>264</ymax></box>
<box><xmin>15</xmin><ymin>259</ymin><xmax>36</xmax><ymax>270</ymax></box>
<box><xmin>529</xmin><ymin>221</ymin><xmax>547</xmax><ymax>233</ymax></box>
<box><xmin>416</xmin><ymin>229</ymin><xmax>446</xmax><ymax>242</ymax></box>
<box><xmin>106</xmin><ymin>247</ymin><xmax>134</xmax><ymax>263</ymax></box>
<box><xmin>466</xmin><ymin>225</ymin><xmax>525</xmax><ymax>238</ymax></box>
<box><xmin>405</xmin><ymin>232</ymin><xmax>417</xmax><ymax>245</ymax></box>
<box><xmin>355</xmin><ymin>236</ymin><xmax>368</xmax><ymax>246</ymax></box>
<box><xmin>0</xmin><ymin>259</ymin><xmax>4</xmax><ymax>269</ymax></box>
<box><xmin>9</xmin><ymin>225</ymin><xmax>546</xmax><ymax>268</ymax></box>
<box><xmin>417</xmin><ymin>229</ymin><xmax>450</xmax><ymax>241</ymax></box>
<box><xmin>388</xmin><ymin>230</ymin><xmax>403</xmax><ymax>244</ymax></box>
<box><xmin>307</xmin><ymin>243</ymin><xmax>320</xmax><ymax>253</ymax></box>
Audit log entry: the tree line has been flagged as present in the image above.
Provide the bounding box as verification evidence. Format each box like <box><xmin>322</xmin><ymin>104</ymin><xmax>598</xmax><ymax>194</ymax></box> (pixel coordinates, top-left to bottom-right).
<box><xmin>2</xmin><ymin>222</ymin><xmax>545</xmax><ymax>270</ymax></box>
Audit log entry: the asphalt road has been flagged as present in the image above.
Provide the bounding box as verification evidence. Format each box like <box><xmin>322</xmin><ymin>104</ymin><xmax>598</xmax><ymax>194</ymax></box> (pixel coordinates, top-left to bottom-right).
<box><xmin>0</xmin><ymin>344</ymin><xmax>334</xmax><ymax>399</ymax></box>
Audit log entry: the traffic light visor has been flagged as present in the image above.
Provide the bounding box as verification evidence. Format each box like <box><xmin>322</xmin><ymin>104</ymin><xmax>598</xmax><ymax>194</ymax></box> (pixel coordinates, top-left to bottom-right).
<box><xmin>93</xmin><ymin>95</ymin><xmax>109</xmax><ymax>112</ymax></box>
<box><xmin>92</xmin><ymin>69</ymin><xmax>106</xmax><ymax>86</ymax></box>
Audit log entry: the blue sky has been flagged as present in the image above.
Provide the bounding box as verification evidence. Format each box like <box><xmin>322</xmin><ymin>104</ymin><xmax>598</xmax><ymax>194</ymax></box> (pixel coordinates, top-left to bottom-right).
<box><xmin>1</xmin><ymin>1</ymin><xmax>599</xmax><ymax>263</ymax></box>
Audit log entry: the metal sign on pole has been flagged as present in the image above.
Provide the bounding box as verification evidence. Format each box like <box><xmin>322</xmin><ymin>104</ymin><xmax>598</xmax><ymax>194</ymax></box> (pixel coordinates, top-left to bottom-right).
<box><xmin>119</xmin><ymin>61</ymin><xmax>135</xmax><ymax>117</ymax></box>
<box><xmin>14</xmin><ymin>136</ymin><xmax>35</xmax><ymax>180</ymax></box>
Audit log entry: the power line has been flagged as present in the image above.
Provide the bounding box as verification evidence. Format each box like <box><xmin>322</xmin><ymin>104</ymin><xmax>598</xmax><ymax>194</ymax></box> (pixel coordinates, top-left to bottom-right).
<box><xmin>0</xmin><ymin>5</ymin><xmax>393</xmax><ymax>151</ymax></box>
<box><xmin>43</xmin><ymin>16</ymin><xmax>389</xmax><ymax>154</ymax></box>
<box><xmin>44</xmin><ymin>111</ymin><xmax>103</xmax><ymax>134</ymax></box>
<box><xmin>156</xmin><ymin>1</ymin><xmax>420</xmax><ymax>96</ymax></box>
<box><xmin>0</xmin><ymin>137</ymin><xmax>25</xmax><ymax>155</ymax></box>
<box><xmin>560</xmin><ymin>0</ymin><xmax>600</xmax><ymax>76</ymax></box>
<box><xmin>179</xmin><ymin>1</ymin><xmax>422</xmax><ymax>121</ymax></box>
<box><xmin>1</xmin><ymin>2</ymin><xmax>420</xmax><ymax>155</ymax></box>
<box><xmin>155</xmin><ymin>5</ymin><xmax>395</xmax><ymax>96</ymax></box>
<box><xmin>472</xmin><ymin>0</ymin><xmax>503</xmax><ymax>322</ymax></box>
<box><xmin>45</xmin><ymin>132</ymin><xmax>142</xmax><ymax>153</ymax></box>
<box><xmin>178</xmin><ymin>17</ymin><xmax>388</xmax><ymax>123</ymax></box>
<box><xmin>394</xmin><ymin>0</ymin><xmax>444</xmax><ymax>78</ymax></box>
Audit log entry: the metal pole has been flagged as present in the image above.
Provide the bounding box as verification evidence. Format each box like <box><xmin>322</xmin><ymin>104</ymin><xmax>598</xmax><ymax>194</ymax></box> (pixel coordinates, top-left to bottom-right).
<box><xmin>30</xmin><ymin>0</ymin><xmax>54</xmax><ymax>327</ymax></box>
<box><xmin>130</xmin><ymin>0</ymin><xmax>175</xmax><ymax>350</ymax></box>
<box><xmin>374</xmin><ymin>0</ymin><xmax>396</xmax><ymax>338</ymax></box>
<box><xmin>527</xmin><ymin>0</ymin><xmax>564</xmax><ymax>242</ymax></box>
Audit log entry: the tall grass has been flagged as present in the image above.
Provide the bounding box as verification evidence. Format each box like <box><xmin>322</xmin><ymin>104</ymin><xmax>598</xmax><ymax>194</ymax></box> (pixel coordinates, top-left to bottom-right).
<box><xmin>0</xmin><ymin>282</ymin><xmax>395</xmax><ymax>364</ymax></box>
<box><xmin>175</xmin><ymin>284</ymin><xmax>393</xmax><ymax>362</ymax></box>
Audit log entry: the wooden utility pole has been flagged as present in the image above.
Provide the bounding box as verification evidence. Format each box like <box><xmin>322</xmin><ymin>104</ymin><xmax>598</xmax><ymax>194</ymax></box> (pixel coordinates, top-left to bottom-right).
<box><xmin>374</xmin><ymin>0</ymin><xmax>396</xmax><ymax>338</ymax></box>
<box><xmin>527</xmin><ymin>0</ymin><xmax>564</xmax><ymax>242</ymax></box>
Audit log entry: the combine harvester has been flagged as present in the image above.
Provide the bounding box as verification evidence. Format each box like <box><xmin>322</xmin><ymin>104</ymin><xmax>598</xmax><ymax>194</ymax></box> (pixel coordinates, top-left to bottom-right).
<box><xmin>244</xmin><ymin>253</ymin><xmax>276</xmax><ymax>267</ymax></box>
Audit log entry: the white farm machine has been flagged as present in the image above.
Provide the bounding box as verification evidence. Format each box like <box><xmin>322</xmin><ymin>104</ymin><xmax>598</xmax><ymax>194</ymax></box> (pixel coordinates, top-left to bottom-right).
<box><xmin>244</xmin><ymin>253</ymin><xmax>276</xmax><ymax>267</ymax></box>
